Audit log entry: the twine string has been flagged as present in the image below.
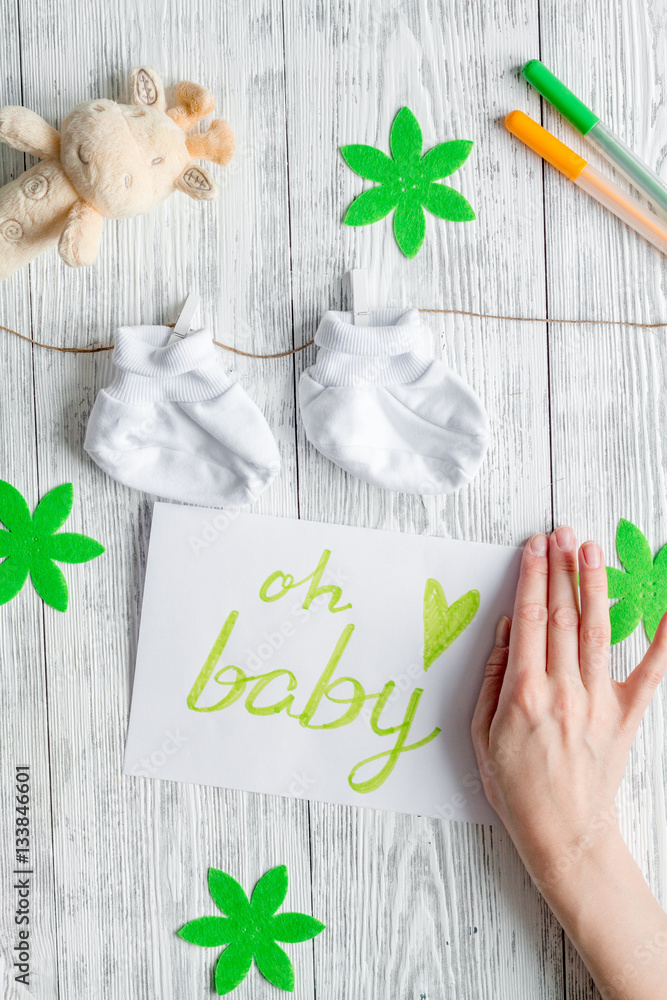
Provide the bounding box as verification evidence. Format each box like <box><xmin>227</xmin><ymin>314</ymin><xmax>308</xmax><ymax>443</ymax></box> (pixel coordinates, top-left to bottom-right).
<box><xmin>1</xmin><ymin>309</ymin><xmax>666</xmax><ymax>359</ymax></box>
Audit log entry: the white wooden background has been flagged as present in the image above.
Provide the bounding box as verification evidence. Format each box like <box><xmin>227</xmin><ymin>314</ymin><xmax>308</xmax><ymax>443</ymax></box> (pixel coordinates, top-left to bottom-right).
<box><xmin>1</xmin><ymin>1</ymin><xmax>666</xmax><ymax>997</ymax></box>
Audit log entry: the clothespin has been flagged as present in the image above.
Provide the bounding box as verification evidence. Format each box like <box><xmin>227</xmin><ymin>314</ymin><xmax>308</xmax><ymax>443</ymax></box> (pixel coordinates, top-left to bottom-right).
<box><xmin>167</xmin><ymin>292</ymin><xmax>201</xmax><ymax>344</ymax></box>
<box><xmin>345</xmin><ymin>269</ymin><xmax>369</xmax><ymax>326</ymax></box>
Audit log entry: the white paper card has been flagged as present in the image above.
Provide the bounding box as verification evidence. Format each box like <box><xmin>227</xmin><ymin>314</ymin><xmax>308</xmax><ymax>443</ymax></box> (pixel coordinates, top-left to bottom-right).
<box><xmin>124</xmin><ymin>504</ymin><xmax>521</xmax><ymax>825</ymax></box>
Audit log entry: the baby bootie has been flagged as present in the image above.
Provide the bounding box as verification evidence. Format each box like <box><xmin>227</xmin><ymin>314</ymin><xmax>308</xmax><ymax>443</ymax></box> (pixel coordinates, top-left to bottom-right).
<box><xmin>85</xmin><ymin>325</ymin><xmax>280</xmax><ymax>507</ymax></box>
<box><xmin>299</xmin><ymin>308</ymin><xmax>489</xmax><ymax>494</ymax></box>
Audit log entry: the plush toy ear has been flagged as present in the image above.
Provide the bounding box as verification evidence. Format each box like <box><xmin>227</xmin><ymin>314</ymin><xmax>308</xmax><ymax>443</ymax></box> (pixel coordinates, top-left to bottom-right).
<box><xmin>130</xmin><ymin>67</ymin><xmax>166</xmax><ymax>111</ymax></box>
<box><xmin>175</xmin><ymin>164</ymin><xmax>219</xmax><ymax>201</ymax></box>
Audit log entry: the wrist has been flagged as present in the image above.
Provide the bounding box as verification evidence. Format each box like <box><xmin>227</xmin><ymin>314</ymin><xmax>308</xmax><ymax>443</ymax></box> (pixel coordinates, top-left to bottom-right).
<box><xmin>517</xmin><ymin>816</ymin><xmax>627</xmax><ymax>899</ymax></box>
<box><xmin>530</xmin><ymin>829</ymin><xmax>628</xmax><ymax>897</ymax></box>
<box><xmin>526</xmin><ymin>832</ymin><xmax>667</xmax><ymax>999</ymax></box>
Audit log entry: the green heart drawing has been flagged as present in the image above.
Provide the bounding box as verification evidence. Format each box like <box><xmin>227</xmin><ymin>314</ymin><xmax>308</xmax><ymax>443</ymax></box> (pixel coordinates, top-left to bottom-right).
<box><xmin>423</xmin><ymin>578</ymin><xmax>480</xmax><ymax>671</ymax></box>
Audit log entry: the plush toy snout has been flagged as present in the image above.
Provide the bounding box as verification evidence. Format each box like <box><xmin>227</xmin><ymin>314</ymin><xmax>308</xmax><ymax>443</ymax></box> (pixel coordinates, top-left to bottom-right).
<box><xmin>60</xmin><ymin>98</ymin><xmax>190</xmax><ymax>218</ymax></box>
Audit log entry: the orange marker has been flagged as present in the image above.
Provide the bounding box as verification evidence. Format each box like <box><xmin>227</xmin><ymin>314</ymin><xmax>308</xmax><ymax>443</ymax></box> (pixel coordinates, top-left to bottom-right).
<box><xmin>505</xmin><ymin>110</ymin><xmax>667</xmax><ymax>255</ymax></box>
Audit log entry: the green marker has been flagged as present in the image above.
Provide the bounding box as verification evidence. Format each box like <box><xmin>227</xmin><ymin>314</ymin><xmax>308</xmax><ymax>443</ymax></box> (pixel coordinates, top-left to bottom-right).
<box><xmin>522</xmin><ymin>59</ymin><xmax>667</xmax><ymax>219</ymax></box>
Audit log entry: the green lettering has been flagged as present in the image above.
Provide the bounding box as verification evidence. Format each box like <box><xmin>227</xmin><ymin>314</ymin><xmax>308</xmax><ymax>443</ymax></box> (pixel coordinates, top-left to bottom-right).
<box><xmin>320</xmin><ymin>675</ymin><xmax>370</xmax><ymax>727</ymax></box>
<box><xmin>258</xmin><ymin>549</ymin><xmax>351</xmax><ymax>613</ymax></box>
<box><xmin>302</xmin><ymin>549</ymin><xmax>352</xmax><ymax>613</ymax></box>
<box><xmin>347</xmin><ymin>685</ymin><xmax>441</xmax><ymax>793</ymax></box>
<box><xmin>188</xmin><ymin>610</ymin><xmax>441</xmax><ymax>796</ymax></box>
<box><xmin>187</xmin><ymin>611</ymin><xmax>244</xmax><ymax>712</ymax></box>
<box><xmin>298</xmin><ymin>625</ymin><xmax>367</xmax><ymax>728</ymax></box>
<box><xmin>245</xmin><ymin>670</ymin><xmax>297</xmax><ymax>716</ymax></box>
<box><xmin>210</xmin><ymin>665</ymin><xmax>249</xmax><ymax>710</ymax></box>
<box><xmin>259</xmin><ymin>571</ymin><xmax>295</xmax><ymax>603</ymax></box>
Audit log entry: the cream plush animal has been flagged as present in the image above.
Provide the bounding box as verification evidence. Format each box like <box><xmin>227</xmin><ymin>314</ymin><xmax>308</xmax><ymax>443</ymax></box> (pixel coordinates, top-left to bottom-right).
<box><xmin>0</xmin><ymin>66</ymin><xmax>234</xmax><ymax>280</ymax></box>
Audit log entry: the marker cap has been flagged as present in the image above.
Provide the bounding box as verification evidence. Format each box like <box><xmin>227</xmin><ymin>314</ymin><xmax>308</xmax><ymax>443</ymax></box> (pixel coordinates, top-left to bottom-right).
<box><xmin>505</xmin><ymin>110</ymin><xmax>587</xmax><ymax>181</ymax></box>
<box><xmin>522</xmin><ymin>59</ymin><xmax>600</xmax><ymax>135</ymax></box>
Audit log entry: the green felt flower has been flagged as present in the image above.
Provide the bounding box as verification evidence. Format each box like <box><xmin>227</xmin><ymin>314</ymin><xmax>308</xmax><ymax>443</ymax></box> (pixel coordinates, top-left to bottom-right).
<box><xmin>606</xmin><ymin>519</ymin><xmax>667</xmax><ymax>644</ymax></box>
<box><xmin>0</xmin><ymin>480</ymin><xmax>105</xmax><ymax>613</ymax></box>
<box><xmin>177</xmin><ymin>865</ymin><xmax>325</xmax><ymax>995</ymax></box>
<box><xmin>341</xmin><ymin>106</ymin><xmax>475</xmax><ymax>258</ymax></box>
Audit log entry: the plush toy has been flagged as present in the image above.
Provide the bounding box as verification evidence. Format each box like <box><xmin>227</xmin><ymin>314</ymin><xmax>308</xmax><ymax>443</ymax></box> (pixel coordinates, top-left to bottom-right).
<box><xmin>0</xmin><ymin>66</ymin><xmax>234</xmax><ymax>280</ymax></box>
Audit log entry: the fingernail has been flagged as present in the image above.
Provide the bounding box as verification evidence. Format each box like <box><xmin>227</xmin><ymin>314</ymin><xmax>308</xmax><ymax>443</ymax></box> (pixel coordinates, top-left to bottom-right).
<box><xmin>530</xmin><ymin>533</ymin><xmax>548</xmax><ymax>555</ymax></box>
<box><xmin>582</xmin><ymin>541</ymin><xmax>601</xmax><ymax>568</ymax></box>
<box><xmin>495</xmin><ymin>616</ymin><xmax>511</xmax><ymax>647</ymax></box>
<box><xmin>555</xmin><ymin>526</ymin><xmax>574</xmax><ymax>551</ymax></box>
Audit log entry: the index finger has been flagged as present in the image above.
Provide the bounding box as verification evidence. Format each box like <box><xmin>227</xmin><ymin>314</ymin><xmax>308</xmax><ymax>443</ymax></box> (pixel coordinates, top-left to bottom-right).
<box><xmin>505</xmin><ymin>533</ymin><xmax>549</xmax><ymax>680</ymax></box>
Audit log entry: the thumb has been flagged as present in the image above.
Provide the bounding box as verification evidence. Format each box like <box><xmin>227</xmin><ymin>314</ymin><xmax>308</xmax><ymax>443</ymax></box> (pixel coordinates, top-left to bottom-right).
<box><xmin>619</xmin><ymin>612</ymin><xmax>667</xmax><ymax>731</ymax></box>
<box><xmin>472</xmin><ymin>616</ymin><xmax>511</xmax><ymax>753</ymax></box>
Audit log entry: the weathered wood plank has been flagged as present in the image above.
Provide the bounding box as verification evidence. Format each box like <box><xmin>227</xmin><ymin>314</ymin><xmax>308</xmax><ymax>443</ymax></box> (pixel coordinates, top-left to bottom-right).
<box><xmin>540</xmin><ymin>1</ymin><xmax>667</xmax><ymax>996</ymax></box>
<box><xmin>283</xmin><ymin>0</ymin><xmax>559</xmax><ymax>996</ymax></box>
<box><xmin>15</xmin><ymin>0</ymin><xmax>311</xmax><ymax>997</ymax></box>
<box><xmin>0</xmin><ymin>5</ymin><xmax>58</xmax><ymax>997</ymax></box>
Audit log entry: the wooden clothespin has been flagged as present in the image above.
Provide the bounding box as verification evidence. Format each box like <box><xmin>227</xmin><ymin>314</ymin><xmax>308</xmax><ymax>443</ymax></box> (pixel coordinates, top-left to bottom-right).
<box><xmin>345</xmin><ymin>268</ymin><xmax>369</xmax><ymax>326</ymax></box>
<box><xmin>168</xmin><ymin>292</ymin><xmax>201</xmax><ymax>344</ymax></box>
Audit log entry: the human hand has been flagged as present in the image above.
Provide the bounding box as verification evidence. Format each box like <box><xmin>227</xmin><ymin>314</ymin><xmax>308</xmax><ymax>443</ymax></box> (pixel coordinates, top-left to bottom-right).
<box><xmin>471</xmin><ymin>527</ymin><xmax>667</xmax><ymax>887</ymax></box>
